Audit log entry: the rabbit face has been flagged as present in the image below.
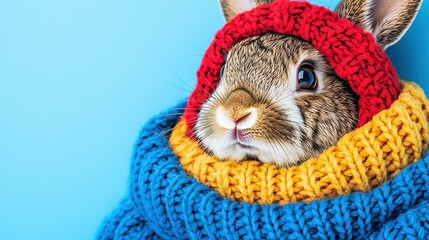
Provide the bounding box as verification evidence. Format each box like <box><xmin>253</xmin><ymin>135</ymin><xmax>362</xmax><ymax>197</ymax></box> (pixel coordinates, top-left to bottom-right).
<box><xmin>195</xmin><ymin>34</ymin><xmax>358</xmax><ymax>166</ymax></box>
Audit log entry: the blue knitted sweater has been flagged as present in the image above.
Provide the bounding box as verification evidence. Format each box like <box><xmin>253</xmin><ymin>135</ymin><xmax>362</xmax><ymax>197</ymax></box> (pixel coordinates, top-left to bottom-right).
<box><xmin>97</xmin><ymin>102</ymin><xmax>429</xmax><ymax>239</ymax></box>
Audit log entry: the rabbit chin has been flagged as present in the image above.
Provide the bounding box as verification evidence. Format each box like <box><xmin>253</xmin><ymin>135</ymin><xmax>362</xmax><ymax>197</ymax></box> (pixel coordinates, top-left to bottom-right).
<box><xmin>208</xmin><ymin>141</ymin><xmax>306</xmax><ymax>167</ymax></box>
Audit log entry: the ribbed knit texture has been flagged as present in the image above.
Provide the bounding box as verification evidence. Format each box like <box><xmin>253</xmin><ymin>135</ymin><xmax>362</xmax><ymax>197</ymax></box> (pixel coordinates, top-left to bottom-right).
<box><xmin>183</xmin><ymin>0</ymin><xmax>400</xmax><ymax>136</ymax></box>
<box><xmin>97</xmin><ymin>97</ymin><xmax>429</xmax><ymax>239</ymax></box>
<box><xmin>170</xmin><ymin>82</ymin><xmax>429</xmax><ymax>204</ymax></box>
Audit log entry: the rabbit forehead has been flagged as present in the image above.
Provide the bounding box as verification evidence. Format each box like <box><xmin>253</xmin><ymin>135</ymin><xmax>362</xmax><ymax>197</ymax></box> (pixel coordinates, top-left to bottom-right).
<box><xmin>220</xmin><ymin>33</ymin><xmax>329</xmax><ymax>94</ymax></box>
<box><xmin>225</xmin><ymin>34</ymin><xmax>328</xmax><ymax>80</ymax></box>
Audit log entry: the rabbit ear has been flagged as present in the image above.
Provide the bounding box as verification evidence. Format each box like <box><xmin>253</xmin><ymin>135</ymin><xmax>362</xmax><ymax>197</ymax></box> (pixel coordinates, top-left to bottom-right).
<box><xmin>335</xmin><ymin>0</ymin><xmax>423</xmax><ymax>49</ymax></box>
<box><xmin>219</xmin><ymin>0</ymin><xmax>274</xmax><ymax>21</ymax></box>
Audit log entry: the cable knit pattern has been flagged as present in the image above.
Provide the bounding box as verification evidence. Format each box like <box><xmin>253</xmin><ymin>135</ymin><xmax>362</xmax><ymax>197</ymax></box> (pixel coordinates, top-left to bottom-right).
<box><xmin>170</xmin><ymin>83</ymin><xmax>429</xmax><ymax>204</ymax></box>
<box><xmin>183</xmin><ymin>0</ymin><xmax>400</xmax><ymax>136</ymax></box>
<box><xmin>98</xmin><ymin>98</ymin><xmax>429</xmax><ymax>239</ymax></box>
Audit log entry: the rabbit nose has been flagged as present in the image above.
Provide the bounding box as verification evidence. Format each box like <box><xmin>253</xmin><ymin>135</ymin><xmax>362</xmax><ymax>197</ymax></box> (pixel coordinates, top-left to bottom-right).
<box><xmin>216</xmin><ymin>106</ymin><xmax>258</xmax><ymax>130</ymax></box>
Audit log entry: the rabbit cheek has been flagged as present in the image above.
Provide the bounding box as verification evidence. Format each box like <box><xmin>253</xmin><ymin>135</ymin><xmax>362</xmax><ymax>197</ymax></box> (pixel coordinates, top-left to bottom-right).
<box><xmin>294</xmin><ymin>81</ymin><xmax>357</xmax><ymax>160</ymax></box>
<box><xmin>255</xmin><ymin>100</ymin><xmax>307</xmax><ymax>166</ymax></box>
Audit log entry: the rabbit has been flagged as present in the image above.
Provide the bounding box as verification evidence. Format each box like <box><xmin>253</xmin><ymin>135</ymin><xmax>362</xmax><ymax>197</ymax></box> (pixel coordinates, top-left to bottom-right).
<box><xmin>194</xmin><ymin>0</ymin><xmax>423</xmax><ymax>167</ymax></box>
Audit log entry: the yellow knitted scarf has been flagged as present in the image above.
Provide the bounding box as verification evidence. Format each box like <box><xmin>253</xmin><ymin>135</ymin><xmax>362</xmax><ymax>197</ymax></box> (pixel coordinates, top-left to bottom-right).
<box><xmin>169</xmin><ymin>82</ymin><xmax>429</xmax><ymax>204</ymax></box>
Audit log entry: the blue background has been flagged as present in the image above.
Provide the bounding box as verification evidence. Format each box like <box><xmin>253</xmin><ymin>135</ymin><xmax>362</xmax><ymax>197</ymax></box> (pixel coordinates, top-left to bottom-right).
<box><xmin>0</xmin><ymin>0</ymin><xmax>427</xmax><ymax>239</ymax></box>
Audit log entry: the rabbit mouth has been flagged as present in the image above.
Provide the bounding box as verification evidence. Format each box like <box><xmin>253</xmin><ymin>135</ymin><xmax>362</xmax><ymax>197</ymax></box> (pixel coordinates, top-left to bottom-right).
<box><xmin>235</xmin><ymin>142</ymin><xmax>255</xmax><ymax>150</ymax></box>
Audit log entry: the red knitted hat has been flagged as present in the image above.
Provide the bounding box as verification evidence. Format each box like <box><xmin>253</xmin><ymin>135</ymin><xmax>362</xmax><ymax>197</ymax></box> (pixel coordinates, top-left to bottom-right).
<box><xmin>183</xmin><ymin>0</ymin><xmax>400</xmax><ymax>136</ymax></box>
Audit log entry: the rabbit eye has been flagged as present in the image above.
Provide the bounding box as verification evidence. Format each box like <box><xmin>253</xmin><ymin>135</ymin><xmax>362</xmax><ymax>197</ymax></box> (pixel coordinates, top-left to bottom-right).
<box><xmin>297</xmin><ymin>65</ymin><xmax>317</xmax><ymax>90</ymax></box>
<box><xmin>219</xmin><ymin>65</ymin><xmax>226</xmax><ymax>78</ymax></box>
